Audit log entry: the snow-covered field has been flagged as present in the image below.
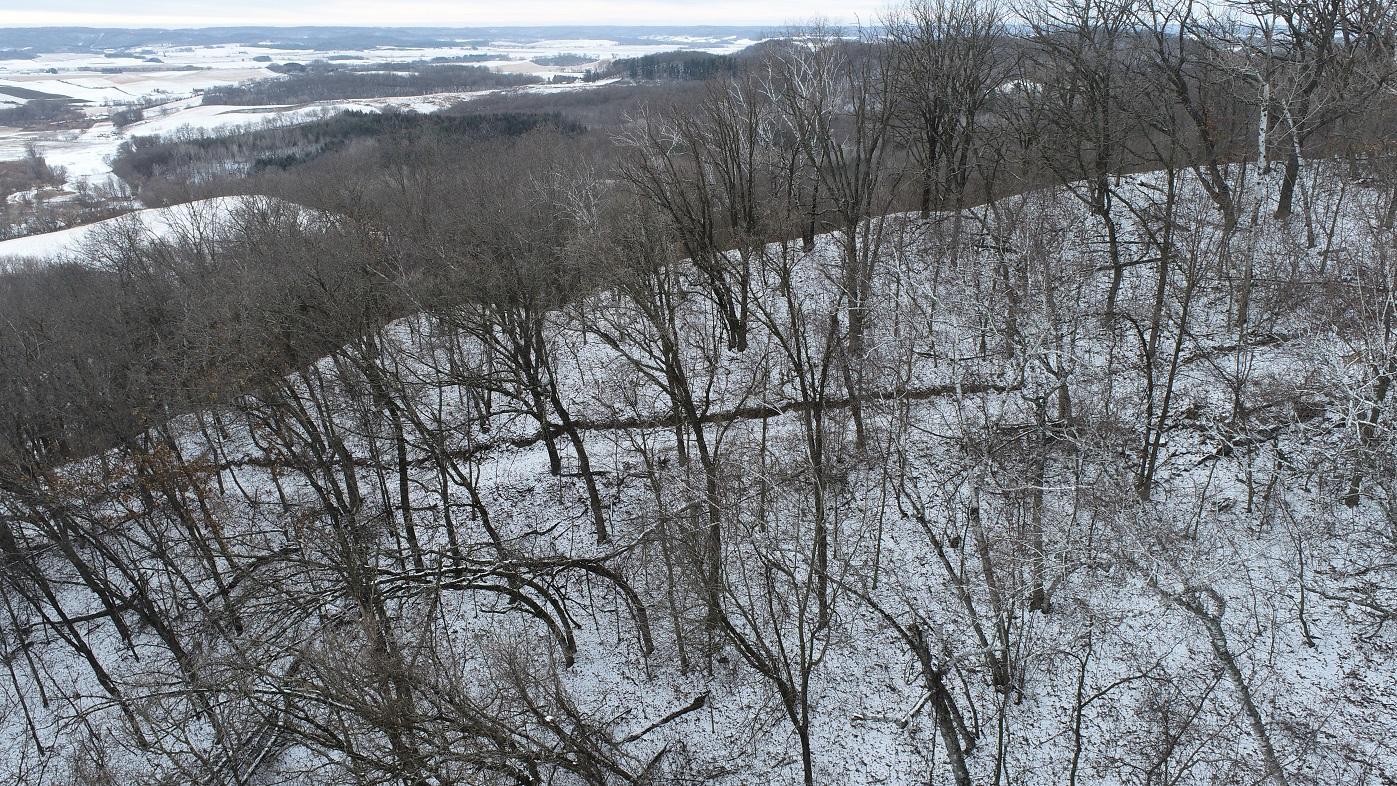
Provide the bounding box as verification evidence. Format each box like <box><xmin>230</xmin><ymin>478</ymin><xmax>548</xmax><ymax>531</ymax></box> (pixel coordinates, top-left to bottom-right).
<box><xmin>0</xmin><ymin>33</ymin><xmax>753</xmax><ymax>194</ymax></box>
<box><xmin>0</xmin><ymin>67</ymin><xmax>271</xmax><ymax>105</ymax></box>
<box><xmin>0</xmin><ymin>76</ymin><xmax>620</xmax><ymax>199</ymax></box>
<box><xmin>0</xmin><ymin>36</ymin><xmax>757</xmax><ymax>101</ymax></box>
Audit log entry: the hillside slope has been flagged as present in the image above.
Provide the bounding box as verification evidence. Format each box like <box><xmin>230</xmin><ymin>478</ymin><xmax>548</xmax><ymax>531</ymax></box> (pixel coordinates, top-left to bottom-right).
<box><xmin>0</xmin><ymin>165</ymin><xmax>1394</xmax><ymax>786</ymax></box>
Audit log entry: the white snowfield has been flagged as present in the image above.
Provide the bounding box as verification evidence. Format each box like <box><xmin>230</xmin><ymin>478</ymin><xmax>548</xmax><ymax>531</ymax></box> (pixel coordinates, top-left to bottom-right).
<box><xmin>0</xmin><ymin>35</ymin><xmax>757</xmax><ymax>193</ymax></box>
<box><xmin>0</xmin><ymin>195</ymin><xmax>311</xmax><ymax>264</ymax></box>
<box><xmin>0</xmin><ymin>70</ymin><xmax>271</xmax><ymax>105</ymax></box>
<box><xmin>0</xmin><ymin>37</ymin><xmax>757</xmax><ymax>102</ymax></box>
<box><xmin>0</xmin><ymin>78</ymin><xmax>625</xmax><ymax>194</ymax></box>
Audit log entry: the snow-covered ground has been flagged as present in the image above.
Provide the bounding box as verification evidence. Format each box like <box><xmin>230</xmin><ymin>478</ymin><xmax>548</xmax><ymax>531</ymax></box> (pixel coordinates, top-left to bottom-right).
<box><xmin>0</xmin><ymin>195</ymin><xmax>307</xmax><ymax>263</ymax></box>
<box><xmin>0</xmin><ymin>33</ymin><xmax>755</xmax><ymax>194</ymax></box>
<box><xmin>1</xmin><ymin>165</ymin><xmax>1393</xmax><ymax>784</ymax></box>
<box><xmin>0</xmin><ymin>36</ymin><xmax>757</xmax><ymax>100</ymax></box>
<box><xmin>0</xmin><ymin>77</ymin><xmax>622</xmax><ymax>196</ymax></box>
<box><xmin>0</xmin><ymin>68</ymin><xmax>271</xmax><ymax>105</ymax></box>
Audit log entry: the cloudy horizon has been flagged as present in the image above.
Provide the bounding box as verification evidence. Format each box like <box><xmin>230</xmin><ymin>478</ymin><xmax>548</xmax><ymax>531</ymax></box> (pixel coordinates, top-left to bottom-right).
<box><xmin>0</xmin><ymin>0</ymin><xmax>888</xmax><ymax>28</ymax></box>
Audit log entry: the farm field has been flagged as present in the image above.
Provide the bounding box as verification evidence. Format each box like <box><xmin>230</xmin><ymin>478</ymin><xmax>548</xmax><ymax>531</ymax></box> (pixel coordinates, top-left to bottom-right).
<box><xmin>0</xmin><ymin>30</ymin><xmax>756</xmax><ymax>197</ymax></box>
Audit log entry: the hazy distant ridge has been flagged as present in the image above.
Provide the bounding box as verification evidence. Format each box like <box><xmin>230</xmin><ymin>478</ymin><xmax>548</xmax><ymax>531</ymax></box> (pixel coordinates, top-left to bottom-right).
<box><xmin>0</xmin><ymin>26</ymin><xmax>774</xmax><ymax>54</ymax></box>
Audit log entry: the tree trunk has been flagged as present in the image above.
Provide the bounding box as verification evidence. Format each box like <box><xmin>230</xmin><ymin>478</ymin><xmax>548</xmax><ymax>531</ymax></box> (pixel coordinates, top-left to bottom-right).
<box><xmin>1345</xmin><ymin>359</ymin><xmax>1393</xmax><ymax>508</ymax></box>
<box><xmin>912</xmin><ymin>624</ymin><xmax>972</xmax><ymax>786</ymax></box>
<box><xmin>1275</xmin><ymin>148</ymin><xmax>1300</xmax><ymax>220</ymax></box>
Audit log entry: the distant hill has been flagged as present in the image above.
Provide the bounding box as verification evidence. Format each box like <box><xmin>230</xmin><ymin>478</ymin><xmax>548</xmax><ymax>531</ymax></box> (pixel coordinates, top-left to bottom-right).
<box><xmin>0</xmin><ymin>26</ymin><xmax>773</xmax><ymax>54</ymax></box>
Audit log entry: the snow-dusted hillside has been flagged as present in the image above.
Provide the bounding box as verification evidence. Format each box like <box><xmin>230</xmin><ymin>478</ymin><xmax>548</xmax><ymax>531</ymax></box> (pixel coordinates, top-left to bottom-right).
<box><xmin>0</xmin><ymin>163</ymin><xmax>1394</xmax><ymax>786</ymax></box>
<box><xmin>0</xmin><ymin>195</ymin><xmax>315</xmax><ymax>263</ymax></box>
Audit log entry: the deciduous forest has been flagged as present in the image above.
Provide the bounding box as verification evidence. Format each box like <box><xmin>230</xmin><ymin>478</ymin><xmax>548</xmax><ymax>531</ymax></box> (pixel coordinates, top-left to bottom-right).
<box><xmin>2</xmin><ymin>2</ymin><xmax>1396</xmax><ymax>784</ymax></box>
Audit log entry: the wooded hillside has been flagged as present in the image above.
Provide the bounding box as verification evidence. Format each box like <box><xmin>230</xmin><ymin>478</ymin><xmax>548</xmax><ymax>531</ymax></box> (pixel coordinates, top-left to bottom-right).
<box><xmin>1</xmin><ymin>2</ymin><xmax>1396</xmax><ymax>784</ymax></box>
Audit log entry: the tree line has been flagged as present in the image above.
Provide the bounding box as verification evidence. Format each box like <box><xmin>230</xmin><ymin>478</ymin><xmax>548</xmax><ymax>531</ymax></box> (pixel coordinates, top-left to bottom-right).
<box><xmin>201</xmin><ymin>63</ymin><xmax>541</xmax><ymax>106</ymax></box>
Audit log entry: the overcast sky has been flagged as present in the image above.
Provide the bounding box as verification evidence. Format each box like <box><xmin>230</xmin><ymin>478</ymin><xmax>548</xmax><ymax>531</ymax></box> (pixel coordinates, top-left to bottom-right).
<box><xmin>0</xmin><ymin>0</ymin><xmax>887</xmax><ymax>28</ymax></box>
